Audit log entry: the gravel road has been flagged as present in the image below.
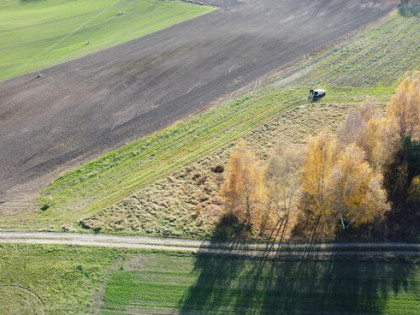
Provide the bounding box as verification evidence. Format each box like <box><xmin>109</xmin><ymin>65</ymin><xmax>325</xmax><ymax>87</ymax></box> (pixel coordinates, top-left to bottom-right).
<box><xmin>1</xmin><ymin>232</ymin><xmax>418</xmax><ymax>257</ymax></box>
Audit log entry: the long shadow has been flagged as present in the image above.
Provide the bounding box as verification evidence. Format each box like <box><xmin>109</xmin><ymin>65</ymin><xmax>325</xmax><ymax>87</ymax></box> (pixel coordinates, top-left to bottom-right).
<box><xmin>177</xmin><ymin>215</ymin><xmax>250</xmax><ymax>313</ymax></box>
<box><xmin>179</xmin><ymin>219</ymin><xmax>419</xmax><ymax>314</ymax></box>
<box><xmin>257</xmin><ymin>252</ymin><xmax>418</xmax><ymax>314</ymax></box>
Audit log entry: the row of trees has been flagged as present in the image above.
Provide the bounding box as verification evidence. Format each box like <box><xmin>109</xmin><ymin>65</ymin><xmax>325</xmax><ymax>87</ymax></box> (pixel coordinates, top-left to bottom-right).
<box><xmin>220</xmin><ymin>73</ymin><xmax>420</xmax><ymax>238</ymax></box>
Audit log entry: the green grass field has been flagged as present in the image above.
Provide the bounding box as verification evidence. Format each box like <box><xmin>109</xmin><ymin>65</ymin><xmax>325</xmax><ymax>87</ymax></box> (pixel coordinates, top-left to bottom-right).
<box><xmin>0</xmin><ymin>0</ymin><xmax>214</xmax><ymax>81</ymax></box>
<box><xmin>97</xmin><ymin>252</ymin><xmax>420</xmax><ymax>314</ymax></box>
<box><xmin>1</xmin><ymin>245</ymin><xmax>418</xmax><ymax>314</ymax></box>
<box><xmin>0</xmin><ymin>11</ymin><xmax>419</xmax><ymax>232</ymax></box>
<box><xmin>0</xmin><ymin>244</ymin><xmax>129</xmax><ymax>314</ymax></box>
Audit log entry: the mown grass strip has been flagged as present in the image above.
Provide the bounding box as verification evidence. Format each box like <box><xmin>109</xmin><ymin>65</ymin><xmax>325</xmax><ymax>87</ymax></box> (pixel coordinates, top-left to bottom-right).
<box><xmin>2</xmin><ymin>244</ymin><xmax>416</xmax><ymax>314</ymax></box>
<box><xmin>0</xmin><ymin>244</ymin><xmax>129</xmax><ymax>314</ymax></box>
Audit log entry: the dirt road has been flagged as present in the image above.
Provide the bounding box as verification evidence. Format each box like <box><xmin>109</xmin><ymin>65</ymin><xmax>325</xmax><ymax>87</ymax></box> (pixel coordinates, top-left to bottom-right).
<box><xmin>0</xmin><ymin>0</ymin><xmax>397</xmax><ymax>210</ymax></box>
<box><xmin>1</xmin><ymin>232</ymin><xmax>418</xmax><ymax>257</ymax></box>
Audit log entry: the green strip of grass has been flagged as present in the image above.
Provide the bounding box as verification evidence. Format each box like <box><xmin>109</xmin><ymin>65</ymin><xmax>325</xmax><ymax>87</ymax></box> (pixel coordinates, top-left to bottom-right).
<box><xmin>102</xmin><ymin>252</ymin><xmax>420</xmax><ymax>315</ymax></box>
<box><xmin>0</xmin><ymin>0</ymin><xmax>214</xmax><ymax>81</ymax></box>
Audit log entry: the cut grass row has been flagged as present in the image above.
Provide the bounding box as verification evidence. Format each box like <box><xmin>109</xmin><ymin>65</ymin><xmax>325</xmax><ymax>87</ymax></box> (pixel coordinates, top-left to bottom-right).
<box><xmin>0</xmin><ymin>0</ymin><xmax>214</xmax><ymax>81</ymax></box>
<box><xmin>1</xmin><ymin>245</ymin><xmax>418</xmax><ymax>314</ymax></box>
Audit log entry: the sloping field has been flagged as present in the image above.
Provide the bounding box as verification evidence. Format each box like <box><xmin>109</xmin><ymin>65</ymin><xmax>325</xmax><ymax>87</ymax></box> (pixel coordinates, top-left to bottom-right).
<box><xmin>3</xmin><ymin>8</ymin><xmax>420</xmax><ymax>233</ymax></box>
<box><xmin>0</xmin><ymin>0</ymin><xmax>396</xmax><ymax>211</ymax></box>
<box><xmin>0</xmin><ymin>0</ymin><xmax>214</xmax><ymax>81</ymax></box>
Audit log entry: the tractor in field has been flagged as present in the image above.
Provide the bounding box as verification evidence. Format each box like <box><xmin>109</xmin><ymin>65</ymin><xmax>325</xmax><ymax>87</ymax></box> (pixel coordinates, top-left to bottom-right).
<box><xmin>309</xmin><ymin>89</ymin><xmax>326</xmax><ymax>101</ymax></box>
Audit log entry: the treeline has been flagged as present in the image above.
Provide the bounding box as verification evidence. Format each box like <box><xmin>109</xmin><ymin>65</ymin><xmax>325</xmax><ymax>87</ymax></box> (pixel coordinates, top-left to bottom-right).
<box><xmin>220</xmin><ymin>73</ymin><xmax>420</xmax><ymax>240</ymax></box>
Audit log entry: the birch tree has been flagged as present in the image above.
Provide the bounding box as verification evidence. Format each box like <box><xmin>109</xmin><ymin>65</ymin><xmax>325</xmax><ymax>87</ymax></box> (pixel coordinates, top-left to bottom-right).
<box><xmin>301</xmin><ymin>131</ymin><xmax>338</xmax><ymax>223</ymax></box>
<box><xmin>220</xmin><ymin>142</ymin><xmax>267</xmax><ymax>233</ymax></box>
<box><xmin>266</xmin><ymin>144</ymin><xmax>303</xmax><ymax>237</ymax></box>
<box><xmin>326</xmin><ymin>144</ymin><xmax>389</xmax><ymax>229</ymax></box>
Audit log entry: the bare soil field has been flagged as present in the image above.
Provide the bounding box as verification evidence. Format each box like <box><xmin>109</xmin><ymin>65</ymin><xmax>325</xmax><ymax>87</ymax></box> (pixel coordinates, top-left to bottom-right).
<box><xmin>0</xmin><ymin>0</ymin><xmax>396</xmax><ymax>207</ymax></box>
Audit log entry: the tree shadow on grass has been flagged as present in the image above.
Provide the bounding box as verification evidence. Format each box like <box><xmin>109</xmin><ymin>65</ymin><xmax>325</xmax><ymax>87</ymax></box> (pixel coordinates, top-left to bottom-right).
<box><xmin>179</xmin><ymin>219</ymin><xmax>419</xmax><ymax>314</ymax></box>
<box><xmin>256</xmin><ymin>253</ymin><xmax>418</xmax><ymax>314</ymax></box>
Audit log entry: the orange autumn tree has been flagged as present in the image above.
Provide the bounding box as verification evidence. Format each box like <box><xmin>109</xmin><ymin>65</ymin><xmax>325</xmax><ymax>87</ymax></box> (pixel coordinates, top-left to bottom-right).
<box><xmin>220</xmin><ymin>142</ymin><xmax>268</xmax><ymax>234</ymax></box>
<box><xmin>338</xmin><ymin>103</ymin><xmax>399</xmax><ymax>171</ymax></box>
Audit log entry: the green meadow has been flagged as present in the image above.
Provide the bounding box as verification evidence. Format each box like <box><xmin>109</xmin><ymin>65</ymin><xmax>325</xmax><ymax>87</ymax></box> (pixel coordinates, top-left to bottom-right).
<box><xmin>1</xmin><ymin>245</ymin><xmax>418</xmax><ymax>314</ymax></box>
<box><xmin>0</xmin><ymin>244</ymin><xmax>128</xmax><ymax>314</ymax></box>
<box><xmin>0</xmin><ymin>0</ymin><xmax>214</xmax><ymax>81</ymax></box>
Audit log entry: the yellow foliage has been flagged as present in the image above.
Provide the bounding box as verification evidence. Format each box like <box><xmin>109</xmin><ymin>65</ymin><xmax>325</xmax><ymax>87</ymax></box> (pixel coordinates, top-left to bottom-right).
<box><xmin>301</xmin><ymin>130</ymin><xmax>338</xmax><ymax>219</ymax></box>
<box><xmin>387</xmin><ymin>72</ymin><xmax>420</xmax><ymax>140</ymax></box>
<box><xmin>220</xmin><ymin>142</ymin><xmax>267</xmax><ymax>232</ymax></box>
<box><xmin>364</xmin><ymin>116</ymin><xmax>399</xmax><ymax>170</ymax></box>
<box><xmin>338</xmin><ymin>103</ymin><xmax>399</xmax><ymax>170</ymax></box>
<box><xmin>220</xmin><ymin>73</ymin><xmax>420</xmax><ymax>235</ymax></box>
<box><xmin>326</xmin><ymin>144</ymin><xmax>389</xmax><ymax>228</ymax></box>
<box><xmin>338</xmin><ymin>102</ymin><xmax>379</xmax><ymax>150</ymax></box>
<box><xmin>265</xmin><ymin>144</ymin><xmax>303</xmax><ymax>238</ymax></box>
